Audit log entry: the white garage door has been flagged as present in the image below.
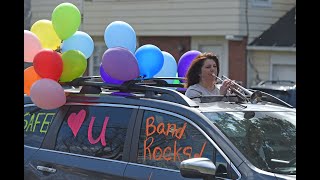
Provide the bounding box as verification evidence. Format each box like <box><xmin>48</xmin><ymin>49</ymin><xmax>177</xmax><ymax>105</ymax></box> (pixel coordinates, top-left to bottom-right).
<box><xmin>271</xmin><ymin>54</ymin><xmax>296</xmax><ymax>83</ymax></box>
<box><xmin>272</xmin><ymin>64</ymin><xmax>296</xmax><ymax>82</ymax></box>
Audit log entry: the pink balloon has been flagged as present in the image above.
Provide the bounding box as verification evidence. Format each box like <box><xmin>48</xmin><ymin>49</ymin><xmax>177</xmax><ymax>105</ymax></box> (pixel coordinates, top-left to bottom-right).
<box><xmin>30</xmin><ymin>78</ymin><xmax>66</xmax><ymax>110</ymax></box>
<box><xmin>24</xmin><ymin>30</ymin><xmax>42</xmax><ymax>62</ymax></box>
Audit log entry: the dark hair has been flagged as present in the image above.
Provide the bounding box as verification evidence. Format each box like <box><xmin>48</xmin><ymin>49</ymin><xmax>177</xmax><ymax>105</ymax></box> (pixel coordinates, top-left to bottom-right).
<box><xmin>185</xmin><ymin>52</ymin><xmax>220</xmax><ymax>88</ymax></box>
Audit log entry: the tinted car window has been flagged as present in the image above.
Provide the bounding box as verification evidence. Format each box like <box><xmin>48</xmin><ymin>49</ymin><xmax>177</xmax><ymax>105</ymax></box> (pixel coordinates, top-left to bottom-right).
<box><xmin>137</xmin><ymin>110</ymin><xmax>238</xmax><ymax>179</ymax></box>
<box><xmin>54</xmin><ymin>105</ymin><xmax>133</xmax><ymax>160</ymax></box>
<box><xmin>203</xmin><ymin>111</ymin><xmax>296</xmax><ymax>175</ymax></box>
<box><xmin>24</xmin><ymin>105</ymin><xmax>58</xmax><ymax>147</ymax></box>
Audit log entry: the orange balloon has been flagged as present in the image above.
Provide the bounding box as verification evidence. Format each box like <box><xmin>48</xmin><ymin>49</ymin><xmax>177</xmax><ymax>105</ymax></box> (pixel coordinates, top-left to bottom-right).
<box><xmin>24</xmin><ymin>66</ymin><xmax>42</xmax><ymax>95</ymax></box>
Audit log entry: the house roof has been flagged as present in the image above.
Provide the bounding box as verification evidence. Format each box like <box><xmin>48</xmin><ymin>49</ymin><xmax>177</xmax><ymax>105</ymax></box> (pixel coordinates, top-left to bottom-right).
<box><xmin>249</xmin><ymin>6</ymin><xmax>296</xmax><ymax>47</ymax></box>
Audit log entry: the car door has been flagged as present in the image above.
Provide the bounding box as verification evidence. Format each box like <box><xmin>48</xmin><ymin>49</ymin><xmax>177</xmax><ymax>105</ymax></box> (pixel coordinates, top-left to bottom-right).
<box><xmin>24</xmin><ymin>104</ymin><xmax>59</xmax><ymax>179</ymax></box>
<box><xmin>25</xmin><ymin>104</ymin><xmax>138</xmax><ymax>180</ymax></box>
<box><xmin>124</xmin><ymin>107</ymin><xmax>240</xmax><ymax>180</ymax></box>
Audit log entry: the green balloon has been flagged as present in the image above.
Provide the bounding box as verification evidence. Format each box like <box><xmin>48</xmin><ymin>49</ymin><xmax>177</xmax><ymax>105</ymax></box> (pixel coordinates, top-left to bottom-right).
<box><xmin>173</xmin><ymin>79</ymin><xmax>180</xmax><ymax>84</ymax></box>
<box><xmin>60</xmin><ymin>50</ymin><xmax>87</xmax><ymax>82</ymax></box>
<box><xmin>52</xmin><ymin>3</ymin><xmax>81</xmax><ymax>40</ymax></box>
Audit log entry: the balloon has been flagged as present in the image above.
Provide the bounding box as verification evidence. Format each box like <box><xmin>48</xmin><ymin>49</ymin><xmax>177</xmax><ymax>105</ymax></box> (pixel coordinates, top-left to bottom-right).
<box><xmin>52</xmin><ymin>2</ymin><xmax>81</xmax><ymax>40</ymax></box>
<box><xmin>33</xmin><ymin>49</ymin><xmax>63</xmax><ymax>81</ymax></box>
<box><xmin>100</xmin><ymin>65</ymin><xmax>124</xmax><ymax>84</ymax></box>
<box><xmin>135</xmin><ymin>44</ymin><xmax>164</xmax><ymax>78</ymax></box>
<box><xmin>101</xmin><ymin>47</ymin><xmax>139</xmax><ymax>81</ymax></box>
<box><xmin>61</xmin><ymin>31</ymin><xmax>94</xmax><ymax>59</ymax></box>
<box><xmin>173</xmin><ymin>79</ymin><xmax>180</xmax><ymax>84</ymax></box>
<box><xmin>24</xmin><ymin>66</ymin><xmax>42</xmax><ymax>96</ymax></box>
<box><xmin>104</xmin><ymin>21</ymin><xmax>136</xmax><ymax>54</ymax></box>
<box><xmin>154</xmin><ymin>51</ymin><xmax>177</xmax><ymax>84</ymax></box>
<box><xmin>30</xmin><ymin>19</ymin><xmax>61</xmax><ymax>50</ymax></box>
<box><xmin>177</xmin><ymin>50</ymin><xmax>201</xmax><ymax>82</ymax></box>
<box><xmin>60</xmin><ymin>50</ymin><xmax>87</xmax><ymax>82</ymax></box>
<box><xmin>24</xmin><ymin>30</ymin><xmax>42</xmax><ymax>62</ymax></box>
<box><xmin>30</xmin><ymin>78</ymin><xmax>66</xmax><ymax>110</ymax></box>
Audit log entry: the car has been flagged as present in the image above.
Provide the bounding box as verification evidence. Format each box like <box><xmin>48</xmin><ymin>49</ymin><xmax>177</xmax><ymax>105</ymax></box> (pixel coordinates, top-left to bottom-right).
<box><xmin>250</xmin><ymin>80</ymin><xmax>296</xmax><ymax>108</ymax></box>
<box><xmin>24</xmin><ymin>76</ymin><xmax>296</xmax><ymax>180</ymax></box>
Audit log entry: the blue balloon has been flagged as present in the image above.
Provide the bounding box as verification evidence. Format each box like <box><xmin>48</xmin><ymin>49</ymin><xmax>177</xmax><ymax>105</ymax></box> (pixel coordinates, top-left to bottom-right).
<box><xmin>61</xmin><ymin>31</ymin><xmax>94</xmax><ymax>59</ymax></box>
<box><xmin>154</xmin><ymin>51</ymin><xmax>177</xmax><ymax>84</ymax></box>
<box><xmin>104</xmin><ymin>21</ymin><xmax>136</xmax><ymax>54</ymax></box>
<box><xmin>135</xmin><ymin>44</ymin><xmax>164</xmax><ymax>78</ymax></box>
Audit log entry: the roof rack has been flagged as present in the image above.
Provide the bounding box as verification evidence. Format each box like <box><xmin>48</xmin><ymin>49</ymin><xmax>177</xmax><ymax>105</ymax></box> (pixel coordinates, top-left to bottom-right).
<box><xmin>62</xmin><ymin>76</ymin><xmax>293</xmax><ymax>108</ymax></box>
<box><xmin>61</xmin><ymin>76</ymin><xmax>198</xmax><ymax>107</ymax></box>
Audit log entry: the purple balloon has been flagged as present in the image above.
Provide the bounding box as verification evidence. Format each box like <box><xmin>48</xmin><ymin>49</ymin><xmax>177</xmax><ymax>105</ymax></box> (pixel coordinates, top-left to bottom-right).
<box><xmin>177</xmin><ymin>50</ymin><xmax>201</xmax><ymax>81</ymax></box>
<box><xmin>102</xmin><ymin>47</ymin><xmax>139</xmax><ymax>81</ymax></box>
<box><xmin>100</xmin><ymin>65</ymin><xmax>124</xmax><ymax>84</ymax></box>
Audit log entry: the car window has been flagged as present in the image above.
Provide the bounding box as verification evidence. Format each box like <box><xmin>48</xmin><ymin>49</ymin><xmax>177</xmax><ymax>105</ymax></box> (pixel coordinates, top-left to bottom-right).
<box><xmin>54</xmin><ymin>105</ymin><xmax>133</xmax><ymax>160</ymax></box>
<box><xmin>24</xmin><ymin>105</ymin><xmax>58</xmax><ymax>147</ymax></box>
<box><xmin>203</xmin><ymin>111</ymin><xmax>296</xmax><ymax>175</ymax></box>
<box><xmin>137</xmin><ymin>110</ymin><xmax>239</xmax><ymax>179</ymax></box>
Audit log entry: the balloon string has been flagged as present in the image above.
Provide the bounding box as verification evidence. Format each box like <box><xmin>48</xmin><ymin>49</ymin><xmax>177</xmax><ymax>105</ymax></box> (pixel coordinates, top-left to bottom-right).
<box><xmin>55</xmin><ymin>40</ymin><xmax>63</xmax><ymax>53</ymax></box>
<box><xmin>55</xmin><ymin>45</ymin><xmax>62</xmax><ymax>53</ymax></box>
<box><xmin>137</xmin><ymin>75</ymin><xmax>146</xmax><ymax>82</ymax></box>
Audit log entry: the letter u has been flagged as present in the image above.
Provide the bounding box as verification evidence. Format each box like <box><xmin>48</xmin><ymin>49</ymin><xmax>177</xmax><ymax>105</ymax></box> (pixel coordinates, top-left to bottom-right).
<box><xmin>88</xmin><ymin>116</ymin><xmax>109</xmax><ymax>146</ymax></box>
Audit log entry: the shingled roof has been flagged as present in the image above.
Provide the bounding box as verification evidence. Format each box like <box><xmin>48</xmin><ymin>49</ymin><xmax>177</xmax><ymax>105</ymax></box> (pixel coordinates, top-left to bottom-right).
<box><xmin>249</xmin><ymin>6</ymin><xmax>296</xmax><ymax>47</ymax></box>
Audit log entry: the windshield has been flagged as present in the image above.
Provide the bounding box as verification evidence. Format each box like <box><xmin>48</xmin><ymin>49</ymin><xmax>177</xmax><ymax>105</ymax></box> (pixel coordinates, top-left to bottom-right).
<box><xmin>202</xmin><ymin>111</ymin><xmax>296</xmax><ymax>175</ymax></box>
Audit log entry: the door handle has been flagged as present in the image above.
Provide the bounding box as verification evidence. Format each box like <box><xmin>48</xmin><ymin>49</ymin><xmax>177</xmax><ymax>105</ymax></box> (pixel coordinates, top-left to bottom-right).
<box><xmin>36</xmin><ymin>166</ymin><xmax>57</xmax><ymax>173</ymax></box>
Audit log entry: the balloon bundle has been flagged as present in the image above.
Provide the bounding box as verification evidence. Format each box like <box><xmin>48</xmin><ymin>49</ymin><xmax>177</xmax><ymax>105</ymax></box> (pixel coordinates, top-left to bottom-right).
<box><xmin>100</xmin><ymin>21</ymin><xmax>202</xmax><ymax>85</ymax></box>
<box><xmin>100</xmin><ymin>21</ymin><xmax>175</xmax><ymax>84</ymax></box>
<box><xmin>24</xmin><ymin>2</ymin><xmax>94</xmax><ymax>110</ymax></box>
<box><xmin>24</xmin><ymin>2</ymin><xmax>204</xmax><ymax>110</ymax></box>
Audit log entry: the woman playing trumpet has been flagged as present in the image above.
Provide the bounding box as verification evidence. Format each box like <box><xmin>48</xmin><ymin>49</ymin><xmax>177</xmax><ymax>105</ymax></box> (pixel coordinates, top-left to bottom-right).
<box><xmin>185</xmin><ymin>52</ymin><xmax>232</xmax><ymax>99</ymax></box>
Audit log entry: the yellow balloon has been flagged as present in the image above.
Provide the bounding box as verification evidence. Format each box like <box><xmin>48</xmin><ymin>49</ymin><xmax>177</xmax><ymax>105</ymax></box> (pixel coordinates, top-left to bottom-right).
<box><xmin>31</xmin><ymin>19</ymin><xmax>61</xmax><ymax>50</ymax></box>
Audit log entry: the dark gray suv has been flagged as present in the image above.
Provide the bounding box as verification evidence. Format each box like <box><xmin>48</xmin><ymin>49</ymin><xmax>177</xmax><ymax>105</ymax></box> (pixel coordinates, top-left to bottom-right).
<box><xmin>24</xmin><ymin>77</ymin><xmax>296</xmax><ymax>180</ymax></box>
<box><xmin>250</xmin><ymin>80</ymin><xmax>296</xmax><ymax>108</ymax></box>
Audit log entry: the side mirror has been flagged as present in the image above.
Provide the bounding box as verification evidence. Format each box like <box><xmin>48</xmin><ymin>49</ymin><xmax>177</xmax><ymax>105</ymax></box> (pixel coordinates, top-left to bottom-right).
<box><xmin>180</xmin><ymin>157</ymin><xmax>216</xmax><ymax>179</ymax></box>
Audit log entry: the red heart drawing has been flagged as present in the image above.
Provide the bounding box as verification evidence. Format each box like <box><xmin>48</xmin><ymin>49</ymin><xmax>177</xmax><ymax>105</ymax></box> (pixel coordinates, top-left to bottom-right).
<box><xmin>67</xmin><ymin>109</ymin><xmax>86</xmax><ymax>137</ymax></box>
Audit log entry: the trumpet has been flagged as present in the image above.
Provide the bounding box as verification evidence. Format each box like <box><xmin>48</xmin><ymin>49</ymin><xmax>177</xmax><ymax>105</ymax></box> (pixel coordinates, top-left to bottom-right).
<box><xmin>212</xmin><ymin>74</ymin><xmax>262</xmax><ymax>104</ymax></box>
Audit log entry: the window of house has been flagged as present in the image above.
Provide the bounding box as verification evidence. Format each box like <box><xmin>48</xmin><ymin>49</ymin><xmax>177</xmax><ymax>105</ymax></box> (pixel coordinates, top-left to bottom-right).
<box><xmin>252</xmin><ymin>0</ymin><xmax>272</xmax><ymax>7</ymax></box>
<box><xmin>89</xmin><ymin>42</ymin><xmax>107</xmax><ymax>76</ymax></box>
<box><xmin>54</xmin><ymin>105</ymin><xmax>133</xmax><ymax>160</ymax></box>
<box><xmin>24</xmin><ymin>105</ymin><xmax>58</xmax><ymax>147</ymax></box>
<box><xmin>137</xmin><ymin>110</ymin><xmax>239</xmax><ymax>179</ymax></box>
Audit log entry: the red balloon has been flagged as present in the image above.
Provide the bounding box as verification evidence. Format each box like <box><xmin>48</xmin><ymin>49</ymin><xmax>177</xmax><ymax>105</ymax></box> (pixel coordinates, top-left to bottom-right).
<box><xmin>33</xmin><ymin>49</ymin><xmax>63</xmax><ymax>81</ymax></box>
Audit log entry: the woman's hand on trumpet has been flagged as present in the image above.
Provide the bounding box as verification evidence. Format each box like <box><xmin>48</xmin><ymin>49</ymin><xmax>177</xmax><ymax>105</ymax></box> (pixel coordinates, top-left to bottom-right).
<box><xmin>220</xmin><ymin>79</ymin><xmax>233</xmax><ymax>95</ymax></box>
